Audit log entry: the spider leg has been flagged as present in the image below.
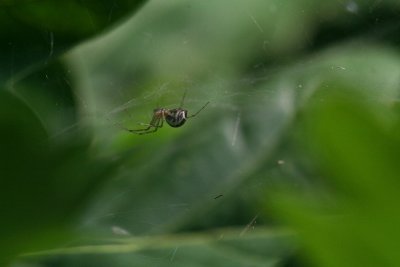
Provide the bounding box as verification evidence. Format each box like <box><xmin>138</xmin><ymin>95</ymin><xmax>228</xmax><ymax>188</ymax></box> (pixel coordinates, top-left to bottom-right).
<box><xmin>187</xmin><ymin>101</ymin><xmax>210</xmax><ymax>118</ymax></box>
<box><xmin>136</xmin><ymin>116</ymin><xmax>164</xmax><ymax>135</ymax></box>
<box><xmin>179</xmin><ymin>89</ymin><xmax>188</xmax><ymax>108</ymax></box>
<box><xmin>129</xmin><ymin>116</ymin><xmax>159</xmax><ymax>133</ymax></box>
<box><xmin>124</xmin><ymin>116</ymin><xmax>158</xmax><ymax>133</ymax></box>
<box><xmin>116</xmin><ymin>114</ymin><xmax>159</xmax><ymax>134</ymax></box>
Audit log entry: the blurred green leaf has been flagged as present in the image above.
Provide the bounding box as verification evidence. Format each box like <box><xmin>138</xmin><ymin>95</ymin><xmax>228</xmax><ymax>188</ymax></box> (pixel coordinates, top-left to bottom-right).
<box><xmin>12</xmin><ymin>59</ymin><xmax>79</xmax><ymax>136</ymax></box>
<box><xmin>0</xmin><ymin>90</ymin><xmax>117</xmax><ymax>264</ymax></box>
<box><xmin>270</xmin><ymin>91</ymin><xmax>400</xmax><ymax>267</ymax></box>
<box><xmin>26</xmin><ymin>228</ymin><xmax>293</xmax><ymax>267</ymax></box>
<box><xmin>0</xmin><ymin>0</ymin><xmax>146</xmax><ymax>84</ymax></box>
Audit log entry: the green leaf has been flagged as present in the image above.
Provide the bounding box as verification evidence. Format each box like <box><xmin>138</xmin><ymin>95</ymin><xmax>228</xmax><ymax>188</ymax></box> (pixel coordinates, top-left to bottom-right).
<box><xmin>270</xmin><ymin>91</ymin><xmax>400</xmax><ymax>267</ymax></box>
<box><xmin>25</xmin><ymin>228</ymin><xmax>293</xmax><ymax>267</ymax></box>
<box><xmin>0</xmin><ymin>90</ymin><xmax>117</xmax><ymax>264</ymax></box>
<box><xmin>0</xmin><ymin>0</ymin><xmax>146</xmax><ymax>84</ymax></box>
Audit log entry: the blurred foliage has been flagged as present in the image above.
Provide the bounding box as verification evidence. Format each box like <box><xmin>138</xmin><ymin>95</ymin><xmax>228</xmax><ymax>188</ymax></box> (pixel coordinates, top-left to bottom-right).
<box><xmin>2</xmin><ymin>0</ymin><xmax>400</xmax><ymax>266</ymax></box>
<box><xmin>0</xmin><ymin>0</ymin><xmax>145</xmax><ymax>265</ymax></box>
<box><xmin>0</xmin><ymin>90</ymin><xmax>117</xmax><ymax>264</ymax></box>
<box><xmin>0</xmin><ymin>0</ymin><xmax>146</xmax><ymax>84</ymax></box>
<box><xmin>270</xmin><ymin>89</ymin><xmax>400</xmax><ymax>267</ymax></box>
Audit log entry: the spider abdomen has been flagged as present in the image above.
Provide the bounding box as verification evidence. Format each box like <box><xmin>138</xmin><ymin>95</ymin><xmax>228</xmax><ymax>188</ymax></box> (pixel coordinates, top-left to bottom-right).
<box><xmin>165</xmin><ymin>109</ymin><xmax>187</xmax><ymax>127</ymax></box>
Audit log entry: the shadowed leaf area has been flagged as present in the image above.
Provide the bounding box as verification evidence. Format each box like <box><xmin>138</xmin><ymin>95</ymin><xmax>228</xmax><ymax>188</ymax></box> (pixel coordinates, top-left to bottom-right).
<box><xmin>0</xmin><ymin>90</ymin><xmax>117</xmax><ymax>264</ymax></box>
<box><xmin>0</xmin><ymin>0</ymin><xmax>146</xmax><ymax>84</ymax></box>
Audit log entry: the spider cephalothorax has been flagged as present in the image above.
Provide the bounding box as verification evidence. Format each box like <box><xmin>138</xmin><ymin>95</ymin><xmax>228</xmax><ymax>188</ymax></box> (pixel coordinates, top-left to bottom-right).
<box><xmin>119</xmin><ymin>93</ymin><xmax>209</xmax><ymax>135</ymax></box>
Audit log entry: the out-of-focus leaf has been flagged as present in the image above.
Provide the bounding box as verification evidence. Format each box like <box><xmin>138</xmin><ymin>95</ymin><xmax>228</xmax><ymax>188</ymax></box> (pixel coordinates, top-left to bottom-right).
<box><xmin>0</xmin><ymin>0</ymin><xmax>146</xmax><ymax>84</ymax></box>
<box><xmin>12</xmin><ymin>59</ymin><xmax>79</xmax><ymax>136</ymax></box>
<box><xmin>269</xmin><ymin>91</ymin><xmax>400</xmax><ymax>267</ymax></box>
<box><xmin>0</xmin><ymin>90</ymin><xmax>117</xmax><ymax>264</ymax></box>
<box><xmin>26</xmin><ymin>228</ymin><xmax>293</xmax><ymax>267</ymax></box>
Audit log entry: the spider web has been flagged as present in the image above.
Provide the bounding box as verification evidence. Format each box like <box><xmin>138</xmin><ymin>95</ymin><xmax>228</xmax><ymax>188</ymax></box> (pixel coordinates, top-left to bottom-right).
<box><xmin>50</xmin><ymin>0</ymin><xmax>398</xmax><ymax>232</ymax></box>
<box><xmin>13</xmin><ymin>0</ymin><xmax>400</xmax><ymax>266</ymax></box>
<box><xmin>48</xmin><ymin>0</ymin><xmax>287</xmax><ymax>246</ymax></box>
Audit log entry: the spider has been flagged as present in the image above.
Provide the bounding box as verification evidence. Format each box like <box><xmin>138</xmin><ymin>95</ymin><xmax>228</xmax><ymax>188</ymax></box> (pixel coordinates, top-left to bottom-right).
<box><xmin>119</xmin><ymin>92</ymin><xmax>209</xmax><ymax>135</ymax></box>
